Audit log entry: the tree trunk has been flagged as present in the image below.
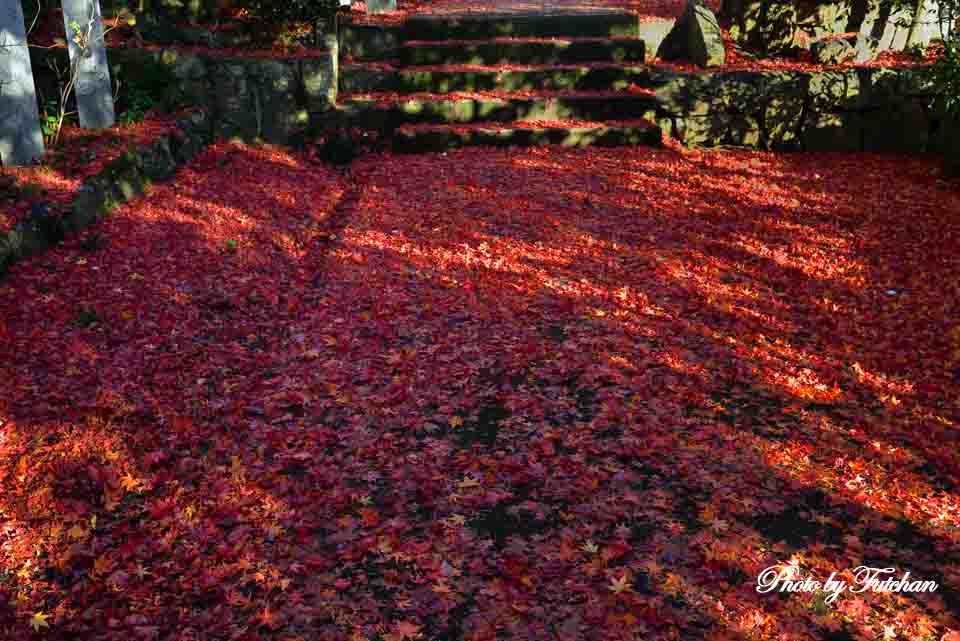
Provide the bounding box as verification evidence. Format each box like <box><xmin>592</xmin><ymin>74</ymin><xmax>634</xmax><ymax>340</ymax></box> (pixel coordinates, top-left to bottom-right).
<box><xmin>870</xmin><ymin>0</ymin><xmax>892</xmax><ymax>41</ymax></box>
<box><xmin>846</xmin><ymin>0</ymin><xmax>871</xmax><ymax>33</ymax></box>
<box><xmin>904</xmin><ymin>0</ymin><xmax>925</xmax><ymax>46</ymax></box>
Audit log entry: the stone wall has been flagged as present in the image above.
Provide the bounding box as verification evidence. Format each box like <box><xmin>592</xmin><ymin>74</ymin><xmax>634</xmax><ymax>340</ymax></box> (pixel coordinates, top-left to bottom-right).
<box><xmin>340</xmin><ymin>24</ymin><xmax>403</xmax><ymax>61</ymax></box>
<box><xmin>721</xmin><ymin>0</ymin><xmax>953</xmax><ymax>56</ymax></box>
<box><xmin>113</xmin><ymin>49</ymin><xmax>337</xmax><ymax>145</ymax></box>
<box><xmin>650</xmin><ymin>65</ymin><xmax>959</xmax><ymax>154</ymax></box>
<box><xmin>30</xmin><ymin>47</ymin><xmax>338</xmax><ymax>146</ymax></box>
<box><xmin>26</xmin><ymin>44</ymin><xmax>957</xmax><ymax>158</ymax></box>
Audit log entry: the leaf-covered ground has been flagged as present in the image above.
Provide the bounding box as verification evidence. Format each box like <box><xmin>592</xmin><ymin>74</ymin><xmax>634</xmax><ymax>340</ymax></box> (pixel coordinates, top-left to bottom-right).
<box><xmin>0</xmin><ymin>115</ymin><xmax>185</xmax><ymax>234</ymax></box>
<box><xmin>1</xmin><ymin>141</ymin><xmax>959</xmax><ymax>641</ymax></box>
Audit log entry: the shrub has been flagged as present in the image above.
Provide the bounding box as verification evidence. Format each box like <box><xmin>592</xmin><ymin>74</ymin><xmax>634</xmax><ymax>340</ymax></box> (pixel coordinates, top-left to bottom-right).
<box><xmin>73</xmin><ymin>308</ymin><xmax>101</xmax><ymax>328</ymax></box>
<box><xmin>113</xmin><ymin>55</ymin><xmax>187</xmax><ymax>115</ymax></box>
<box><xmin>234</xmin><ymin>0</ymin><xmax>340</xmax><ymax>25</ymax></box>
<box><xmin>930</xmin><ymin>37</ymin><xmax>960</xmax><ymax>118</ymax></box>
<box><xmin>39</xmin><ymin>98</ymin><xmax>64</xmax><ymax>145</ymax></box>
<box><xmin>117</xmin><ymin>87</ymin><xmax>156</xmax><ymax>124</ymax></box>
<box><xmin>233</xmin><ymin>0</ymin><xmax>343</xmax><ymax>46</ymax></box>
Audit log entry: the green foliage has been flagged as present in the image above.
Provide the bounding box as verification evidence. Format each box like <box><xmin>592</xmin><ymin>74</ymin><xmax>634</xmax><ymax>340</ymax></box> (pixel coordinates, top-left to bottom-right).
<box><xmin>884</xmin><ymin>0</ymin><xmax>960</xmax><ymax>119</ymax></box>
<box><xmin>928</xmin><ymin>38</ymin><xmax>960</xmax><ymax>117</ymax></box>
<box><xmin>119</xmin><ymin>0</ymin><xmax>220</xmax><ymax>23</ymax></box>
<box><xmin>113</xmin><ymin>56</ymin><xmax>185</xmax><ymax>116</ymax></box>
<box><xmin>40</xmin><ymin>113</ymin><xmax>59</xmax><ymax>144</ymax></box>
<box><xmin>158</xmin><ymin>0</ymin><xmax>213</xmax><ymax>22</ymax></box>
<box><xmin>118</xmin><ymin>87</ymin><xmax>156</xmax><ymax>125</ymax></box>
<box><xmin>272</xmin><ymin>24</ymin><xmax>311</xmax><ymax>50</ymax></box>
<box><xmin>39</xmin><ymin>98</ymin><xmax>70</xmax><ymax>146</ymax></box>
<box><xmin>234</xmin><ymin>0</ymin><xmax>340</xmax><ymax>27</ymax></box>
<box><xmin>224</xmin><ymin>239</ymin><xmax>239</xmax><ymax>253</ymax></box>
<box><xmin>73</xmin><ymin>308</ymin><xmax>101</xmax><ymax>328</ymax></box>
<box><xmin>904</xmin><ymin>42</ymin><xmax>926</xmax><ymax>60</ymax></box>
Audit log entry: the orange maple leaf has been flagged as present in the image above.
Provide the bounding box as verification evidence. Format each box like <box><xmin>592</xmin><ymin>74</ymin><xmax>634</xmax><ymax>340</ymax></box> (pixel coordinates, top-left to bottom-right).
<box><xmin>663</xmin><ymin>573</ymin><xmax>684</xmax><ymax>596</ymax></box>
<box><xmin>30</xmin><ymin>611</ymin><xmax>50</xmax><ymax>632</ymax></box>
<box><xmin>394</xmin><ymin>620</ymin><xmax>421</xmax><ymax>639</ymax></box>
<box><xmin>92</xmin><ymin>556</ymin><xmax>113</xmax><ymax>577</ymax></box>
<box><xmin>609</xmin><ymin>574</ymin><xmax>632</xmax><ymax>595</ymax></box>
<box><xmin>256</xmin><ymin>607</ymin><xmax>278</xmax><ymax>629</ymax></box>
<box><xmin>120</xmin><ymin>473</ymin><xmax>141</xmax><ymax>492</ymax></box>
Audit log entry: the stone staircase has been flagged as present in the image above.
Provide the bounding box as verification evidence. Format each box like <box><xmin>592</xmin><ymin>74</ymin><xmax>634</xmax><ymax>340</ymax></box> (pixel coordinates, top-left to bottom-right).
<box><xmin>337</xmin><ymin>11</ymin><xmax>669</xmax><ymax>152</ymax></box>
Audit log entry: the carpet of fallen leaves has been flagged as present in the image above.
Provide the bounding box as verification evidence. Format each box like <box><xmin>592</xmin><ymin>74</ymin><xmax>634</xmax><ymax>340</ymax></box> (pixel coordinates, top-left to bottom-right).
<box><xmin>0</xmin><ymin>115</ymin><xmax>184</xmax><ymax>234</ymax></box>
<box><xmin>2</xmin><ymin>141</ymin><xmax>960</xmax><ymax>641</ymax></box>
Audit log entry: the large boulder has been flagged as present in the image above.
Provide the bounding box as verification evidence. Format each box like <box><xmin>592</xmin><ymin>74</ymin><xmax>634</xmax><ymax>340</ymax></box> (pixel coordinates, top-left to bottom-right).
<box><xmin>210</xmin><ymin>61</ymin><xmax>259</xmax><ymax>141</ymax></box>
<box><xmin>638</xmin><ymin>19</ymin><xmax>677</xmax><ymax>61</ymax></box>
<box><xmin>810</xmin><ymin>36</ymin><xmax>856</xmax><ymax>64</ymax></box>
<box><xmin>810</xmin><ymin>33</ymin><xmax>879</xmax><ymax>64</ymax></box>
<box><xmin>160</xmin><ymin>49</ymin><xmax>210</xmax><ymax>106</ymax></box>
<box><xmin>248</xmin><ymin>60</ymin><xmax>305</xmax><ymax>144</ymax></box>
<box><xmin>657</xmin><ymin>1</ymin><xmax>726</xmax><ymax>67</ymax></box>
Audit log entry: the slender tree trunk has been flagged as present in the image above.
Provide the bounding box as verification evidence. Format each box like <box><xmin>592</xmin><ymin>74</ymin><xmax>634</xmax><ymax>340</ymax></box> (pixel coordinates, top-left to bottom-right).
<box><xmin>905</xmin><ymin>0</ymin><xmax>925</xmax><ymax>46</ymax></box>
<box><xmin>846</xmin><ymin>0</ymin><xmax>870</xmax><ymax>34</ymax></box>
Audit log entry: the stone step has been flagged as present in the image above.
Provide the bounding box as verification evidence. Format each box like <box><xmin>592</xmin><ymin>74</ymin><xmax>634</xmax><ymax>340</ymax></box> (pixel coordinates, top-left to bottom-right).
<box><xmin>392</xmin><ymin>119</ymin><xmax>663</xmax><ymax>152</ymax></box>
<box><xmin>338</xmin><ymin>20</ymin><xmax>671</xmax><ymax>64</ymax></box>
<box><xmin>340</xmin><ymin>62</ymin><xmax>655</xmax><ymax>95</ymax></box>
<box><xmin>341</xmin><ymin>91</ymin><xmax>660</xmax><ymax>128</ymax></box>
<box><xmin>401</xmin><ymin>11</ymin><xmax>641</xmax><ymax>41</ymax></box>
<box><xmin>340</xmin><ymin>24</ymin><xmax>404</xmax><ymax>62</ymax></box>
<box><xmin>400</xmin><ymin>37</ymin><xmax>647</xmax><ymax>66</ymax></box>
